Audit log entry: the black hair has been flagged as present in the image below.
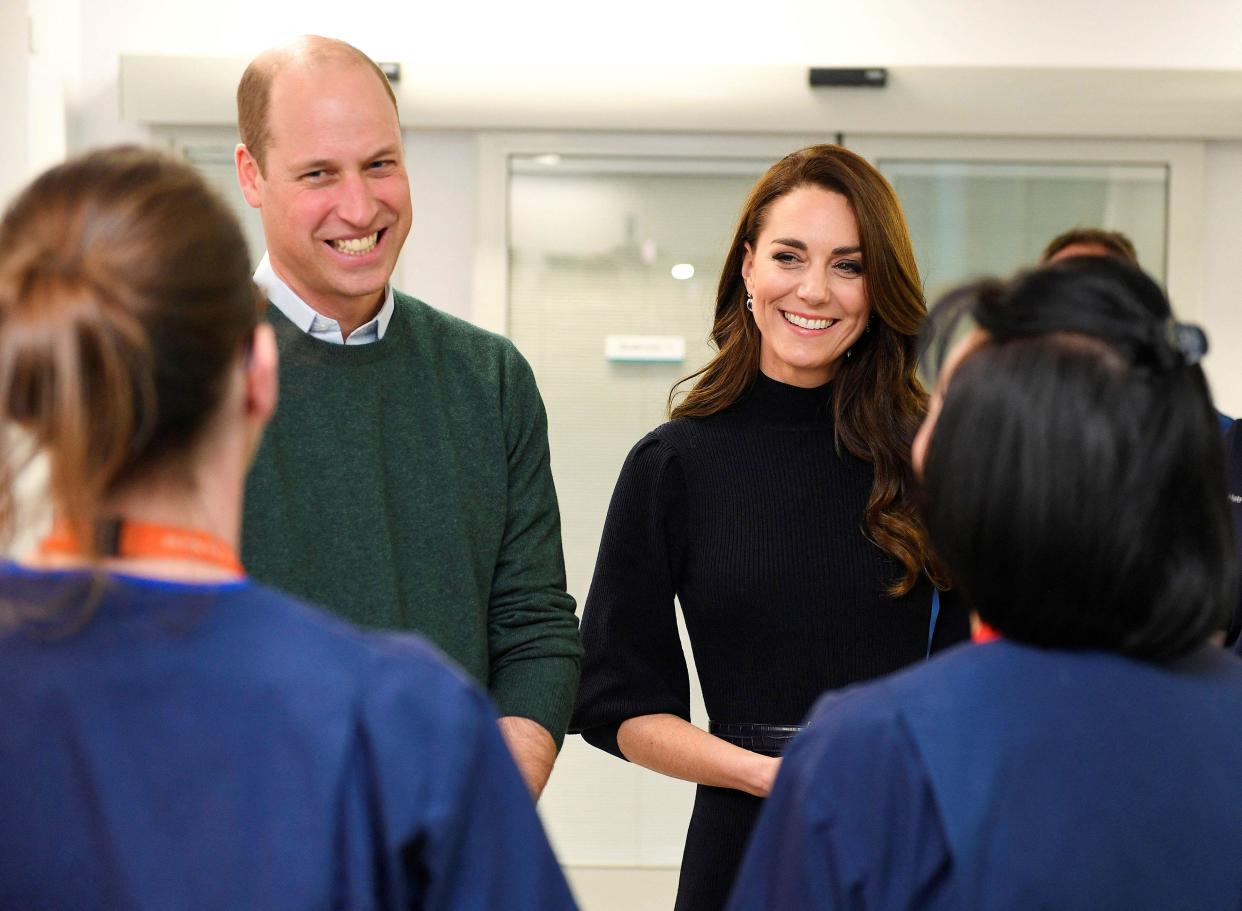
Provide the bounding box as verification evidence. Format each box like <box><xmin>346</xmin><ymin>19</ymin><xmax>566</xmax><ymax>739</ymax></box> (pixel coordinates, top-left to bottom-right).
<box><xmin>920</xmin><ymin>256</ymin><xmax>1235</xmax><ymax>660</ymax></box>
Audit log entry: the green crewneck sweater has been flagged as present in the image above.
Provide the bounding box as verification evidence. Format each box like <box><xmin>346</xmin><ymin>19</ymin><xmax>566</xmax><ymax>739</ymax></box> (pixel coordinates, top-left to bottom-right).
<box><xmin>243</xmin><ymin>293</ymin><xmax>581</xmax><ymax>745</ymax></box>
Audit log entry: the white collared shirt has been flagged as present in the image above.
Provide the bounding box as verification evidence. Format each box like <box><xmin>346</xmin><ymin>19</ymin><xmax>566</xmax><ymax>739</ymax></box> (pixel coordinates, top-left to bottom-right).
<box><xmin>254</xmin><ymin>253</ymin><xmax>395</xmax><ymax>345</ymax></box>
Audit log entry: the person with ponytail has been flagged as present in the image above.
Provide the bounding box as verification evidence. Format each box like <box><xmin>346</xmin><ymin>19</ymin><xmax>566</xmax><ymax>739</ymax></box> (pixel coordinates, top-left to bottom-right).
<box><xmin>727</xmin><ymin>256</ymin><xmax>1242</xmax><ymax>910</ymax></box>
<box><xmin>0</xmin><ymin>147</ymin><xmax>576</xmax><ymax>911</ymax></box>
<box><xmin>570</xmin><ymin>145</ymin><xmax>970</xmax><ymax>911</ymax></box>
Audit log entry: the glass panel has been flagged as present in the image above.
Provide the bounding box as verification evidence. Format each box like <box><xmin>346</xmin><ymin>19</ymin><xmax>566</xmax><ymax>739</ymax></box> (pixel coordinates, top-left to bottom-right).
<box><xmin>508</xmin><ymin>153</ymin><xmax>769</xmax><ymax>868</ymax></box>
<box><xmin>879</xmin><ymin>159</ymin><xmax>1169</xmax><ymax>302</ymax></box>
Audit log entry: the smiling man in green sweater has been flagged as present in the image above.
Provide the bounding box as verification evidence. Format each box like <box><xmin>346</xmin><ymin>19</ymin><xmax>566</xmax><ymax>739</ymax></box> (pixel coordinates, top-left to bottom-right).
<box><xmin>233</xmin><ymin>36</ymin><xmax>580</xmax><ymax>797</ymax></box>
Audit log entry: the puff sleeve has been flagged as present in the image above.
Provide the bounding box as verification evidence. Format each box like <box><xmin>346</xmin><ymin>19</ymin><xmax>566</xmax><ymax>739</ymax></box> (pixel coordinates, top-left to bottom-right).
<box><xmin>570</xmin><ymin>431</ymin><xmax>691</xmax><ymax>759</ymax></box>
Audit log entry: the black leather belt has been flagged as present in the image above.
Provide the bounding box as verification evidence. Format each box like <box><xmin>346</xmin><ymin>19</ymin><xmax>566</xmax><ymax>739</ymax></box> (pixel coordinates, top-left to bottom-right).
<box><xmin>709</xmin><ymin>721</ymin><xmax>805</xmax><ymax>757</ymax></box>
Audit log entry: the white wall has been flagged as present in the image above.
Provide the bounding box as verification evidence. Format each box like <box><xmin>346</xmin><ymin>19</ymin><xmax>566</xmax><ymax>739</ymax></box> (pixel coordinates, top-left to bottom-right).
<box><xmin>402</xmin><ymin>132</ymin><xmax>475</xmax><ymax>319</ymax></box>
<box><xmin>1202</xmin><ymin>143</ymin><xmax>1242</xmax><ymax>413</ymax></box>
<box><xmin>0</xmin><ymin>0</ymin><xmax>30</xmax><ymax>209</ymax></box>
<box><xmin>26</xmin><ymin>0</ymin><xmax>73</xmax><ymax>172</ymax></box>
<box><xmin>59</xmin><ymin>0</ymin><xmax>1242</xmax><ymax>148</ymax></box>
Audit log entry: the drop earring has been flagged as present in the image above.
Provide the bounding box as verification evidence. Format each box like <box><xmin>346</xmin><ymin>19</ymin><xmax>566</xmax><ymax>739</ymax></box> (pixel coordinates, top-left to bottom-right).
<box><xmin>746</xmin><ymin>295</ymin><xmax>754</xmax><ymax>312</ymax></box>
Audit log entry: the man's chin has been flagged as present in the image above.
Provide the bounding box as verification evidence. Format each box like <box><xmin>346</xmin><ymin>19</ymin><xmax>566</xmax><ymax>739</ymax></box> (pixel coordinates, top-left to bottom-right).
<box><xmin>321</xmin><ymin>267</ymin><xmax>392</xmax><ymax>301</ymax></box>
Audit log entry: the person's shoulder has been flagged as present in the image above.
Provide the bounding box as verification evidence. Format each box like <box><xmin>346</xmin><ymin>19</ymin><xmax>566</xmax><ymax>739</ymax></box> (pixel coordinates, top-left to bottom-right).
<box><xmin>229</xmin><ymin>580</ymin><xmax>353</xmax><ymax>628</ymax></box>
<box><xmin>392</xmin><ymin>290</ymin><xmax>536</xmax><ymax>400</ymax></box>
<box><xmin>623</xmin><ymin>422</ymin><xmax>696</xmax><ymax>471</ymax></box>
<box><xmin>876</xmin><ymin>639</ymin><xmax>1052</xmax><ymax>715</ymax></box>
<box><xmin>356</xmin><ymin>630</ymin><xmax>501</xmax><ymax>762</ymax></box>
<box><xmin>780</xmin><ymin>670</ymin><xmax>924</xmax><ymax>808</ymax></box>
<box><xmin>240</xmin><ymin>580</ymin><xmax>490</xmax><ymax>717</ymax></box>
<box><xmin>221</xmin><ymin>582</ymin><xmax>383</xmax><ymax>663</ymax></box>
<box><xmin>878</xmin><ymin>640</ymin><xmax>1242</xmax><ymax>724</ymax></box>
<box><xmin>803</xmin><ymin>669</ymin><xmax>907</xmax><ymax>741</ymax></box>
<box><xmin>636</xmin><ymin>409</ymin><xmax>754</xmax><ymax>478</ymax></box>
<box><xmin>801</xmin><ymin>643</ymin><xmax>984</xmax><ymax>747</ymax></box>
<box><xmin>361</xmin><ymin>626</ymin><xmax>479</xmax><ymax>695</ymax></box>
<box><xmin>645</xmin><ymin>412</ymin><xmax>723</xmax><ymax>450</ymax></box>
<box><xmin>393</xmin><ymin>290</ymin><xmax>518</xmax><ymax>355</ymax></box>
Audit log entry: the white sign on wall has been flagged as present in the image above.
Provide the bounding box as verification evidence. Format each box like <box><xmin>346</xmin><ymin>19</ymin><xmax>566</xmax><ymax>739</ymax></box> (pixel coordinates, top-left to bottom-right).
<box><xmin>604</xmin><ymin>335</ymin><xmax>686</xmax><ymax>363</ymax></box>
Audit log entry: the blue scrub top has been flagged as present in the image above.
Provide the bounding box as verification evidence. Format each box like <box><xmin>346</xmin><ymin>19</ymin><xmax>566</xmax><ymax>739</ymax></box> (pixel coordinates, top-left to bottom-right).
<box><xmin>0</xmin><ymin>565</ymin><xmax>577</xmax><ymax>911</ymax></box>
<box><xmin>728</xmin><ymin>640</ymin><xmax>1242</xmax><ymax>910</ymax></box>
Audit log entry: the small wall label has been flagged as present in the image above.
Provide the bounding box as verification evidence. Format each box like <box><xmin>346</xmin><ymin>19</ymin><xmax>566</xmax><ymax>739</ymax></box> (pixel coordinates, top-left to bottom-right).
<box><xmin>605</xmin><ymin>335</ymin><xmax>687</xmax><ymax>363</ymax></box>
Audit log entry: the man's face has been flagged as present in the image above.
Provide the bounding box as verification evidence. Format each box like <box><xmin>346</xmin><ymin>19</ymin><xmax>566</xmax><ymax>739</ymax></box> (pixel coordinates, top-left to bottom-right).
<box><xmin>237</xmin><ymin>60</ymin><xmax>412</xmax><ymax>320</ymax></box>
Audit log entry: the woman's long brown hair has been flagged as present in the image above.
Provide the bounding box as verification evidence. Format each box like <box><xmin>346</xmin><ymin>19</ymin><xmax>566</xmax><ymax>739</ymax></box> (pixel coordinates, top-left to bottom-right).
<box><xmin>670</xmin><ymin>144</ymin><xmax>946</xmax><ymax>595</ymax></box>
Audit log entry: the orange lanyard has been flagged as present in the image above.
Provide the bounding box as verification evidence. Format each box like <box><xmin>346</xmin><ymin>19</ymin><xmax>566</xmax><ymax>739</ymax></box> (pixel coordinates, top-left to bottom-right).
<box><xmin>39</xmin><ymin>519</ymin><xmax>244</xmax><ymax>575</ymax></box>
<box><xmin>973</xmin><ymin>620</ymin><xmax>1002</xmax><ymax>644</ymax></box>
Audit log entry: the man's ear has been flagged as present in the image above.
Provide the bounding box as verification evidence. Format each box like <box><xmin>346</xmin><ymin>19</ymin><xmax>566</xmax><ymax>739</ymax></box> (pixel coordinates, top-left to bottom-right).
<box><xmin>235</xmin><ymin>143</ymin><xmax>264</xmax><ymax>209</ymax></box>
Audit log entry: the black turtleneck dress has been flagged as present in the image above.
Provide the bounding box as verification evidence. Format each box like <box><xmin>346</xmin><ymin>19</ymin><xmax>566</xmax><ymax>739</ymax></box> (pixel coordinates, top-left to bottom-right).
<box><xmin>570</xmin><ymin>373</ymin><xmax>970</xmax><ymax>911</ymax></box>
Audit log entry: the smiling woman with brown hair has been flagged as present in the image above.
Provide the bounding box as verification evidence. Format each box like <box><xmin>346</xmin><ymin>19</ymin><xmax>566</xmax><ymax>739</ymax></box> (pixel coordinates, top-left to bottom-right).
<box><xmin>571</xmin><ymin>144</ymin><xmax>969</xmax><ymax>911</ymax></box>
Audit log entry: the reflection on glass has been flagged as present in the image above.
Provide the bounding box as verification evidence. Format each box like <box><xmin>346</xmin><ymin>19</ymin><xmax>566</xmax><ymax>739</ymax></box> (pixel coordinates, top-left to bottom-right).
<box><xmin>880</xmin><ymin>160</ymin><xmax>1169</xmax><ymax>302</ymax></box>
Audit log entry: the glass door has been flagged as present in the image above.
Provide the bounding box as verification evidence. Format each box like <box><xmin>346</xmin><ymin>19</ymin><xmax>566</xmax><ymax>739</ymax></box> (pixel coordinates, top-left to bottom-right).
<box><xmin>879</xmin><ymin>159</ymin><xmax>1167</xmax><ymax>298</ymax></box>
<box><xmin>845</xmin><ymin>136</ymin><xmax>1203</xmax><ymax>316</ymax></box>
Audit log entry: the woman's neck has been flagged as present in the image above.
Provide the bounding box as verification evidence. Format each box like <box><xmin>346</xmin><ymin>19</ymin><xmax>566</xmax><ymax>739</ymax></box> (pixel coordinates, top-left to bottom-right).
<box><xmin>28</xmin><ymin>453</ymin><xmax>246</xmax><ymax>583</ymax></box>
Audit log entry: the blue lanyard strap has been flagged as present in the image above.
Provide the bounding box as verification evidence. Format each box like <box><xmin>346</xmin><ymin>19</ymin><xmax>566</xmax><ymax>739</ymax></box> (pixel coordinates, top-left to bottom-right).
<box><xmin>926</xmin><ymin>588</ymin><xmax>941</xmax><ymax>660</ymax></box>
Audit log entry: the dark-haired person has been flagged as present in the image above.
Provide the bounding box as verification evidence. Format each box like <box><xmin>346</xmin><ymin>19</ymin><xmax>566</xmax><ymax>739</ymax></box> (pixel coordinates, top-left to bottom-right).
<box><xmin>570</xmin><ymin>145</ymin><xmax>969</xmax><ymax>911</ymax></box>
<box><xmin>0</xmin><ymin>147</ymin><xmax>577</xmax><ymax>910</ymax></box>
<box><xmin>727</xmin><ymin>256</ymin><xmax>1242</xmax><ymax>911</ymax></box>
<box><xmin>232</xmin><ymin>36</ymin><xmax>579</xmax><ymax>798</ymax></box>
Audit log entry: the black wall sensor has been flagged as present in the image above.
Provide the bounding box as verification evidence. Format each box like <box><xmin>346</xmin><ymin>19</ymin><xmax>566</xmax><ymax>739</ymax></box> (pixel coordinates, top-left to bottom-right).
<box><xmin>808</xmin><ymin>68</ymin><xmax>888</xmax><ymax>88</ymax></box>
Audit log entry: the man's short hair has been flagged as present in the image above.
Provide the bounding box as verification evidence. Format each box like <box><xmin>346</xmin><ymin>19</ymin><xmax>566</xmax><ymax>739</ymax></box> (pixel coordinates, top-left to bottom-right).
<box><xmin>236</xmin><ymin>36</ymin><xmax>399</xmax><ymax>174</ymax></box>
<box><xmin>1041</xmin><ymin>227</ymin><xmax>1139</xmax><ymax>265</ymax></box>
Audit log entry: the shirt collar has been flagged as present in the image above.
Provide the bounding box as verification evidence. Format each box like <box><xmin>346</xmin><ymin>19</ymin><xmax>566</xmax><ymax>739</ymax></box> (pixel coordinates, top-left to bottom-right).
<box><xmin>253</xmin><ymin>252</ymin><xmax>394</xmax><ymax>345</ymax></box>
